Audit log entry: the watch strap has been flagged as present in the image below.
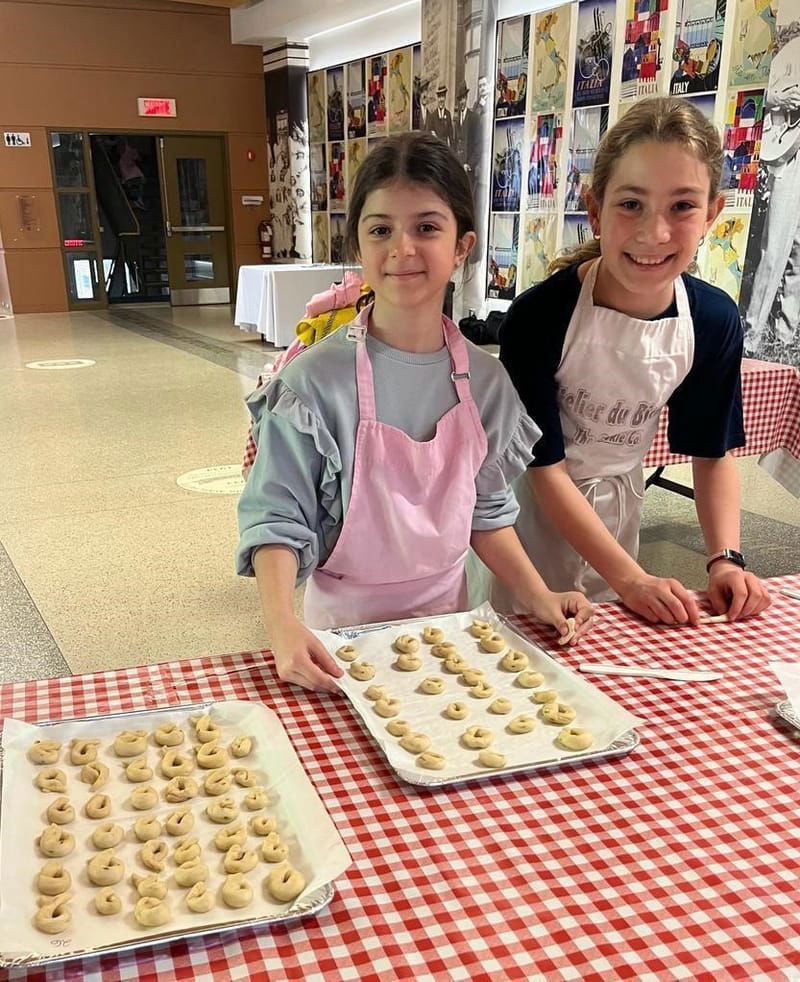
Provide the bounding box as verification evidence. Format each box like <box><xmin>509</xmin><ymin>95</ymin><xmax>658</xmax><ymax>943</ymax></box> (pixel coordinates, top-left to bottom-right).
<box><xmin>706</xmin><ymin>549</ymin><xmax>746</xmax><ymax>572</ymax></box>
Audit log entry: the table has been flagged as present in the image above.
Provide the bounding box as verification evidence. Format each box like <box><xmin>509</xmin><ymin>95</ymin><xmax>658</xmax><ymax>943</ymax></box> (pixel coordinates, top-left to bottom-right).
<box><xmin>3</xmin><ymin>575</ymin><xmax>800</xmax><ymax>981</ymax></box>
<box><xmin>234</xmin><ymin>264</ymin><xmax>358</xmax><ymax>347</ymax></box>
<box><xmin>644</xmin><ymin>358</ymin><xmax>800</xmax><ymax>498</ymax></box>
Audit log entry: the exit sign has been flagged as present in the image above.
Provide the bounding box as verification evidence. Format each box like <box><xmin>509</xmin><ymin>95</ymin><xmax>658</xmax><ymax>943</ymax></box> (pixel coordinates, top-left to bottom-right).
<box><xmin>137</xmin><ymin>98</ymin><xmax>177</xmax><ymax>117</ymax></box>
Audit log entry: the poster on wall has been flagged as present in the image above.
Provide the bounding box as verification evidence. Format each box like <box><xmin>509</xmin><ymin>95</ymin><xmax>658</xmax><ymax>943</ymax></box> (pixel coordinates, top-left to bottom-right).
<box><xmin>310</xmin><ymin>144</ymin><xmax>328</xmax><ymax>211</ymax></box>
<box><xmin>683</xmin><ymin>92</ymin><xmax>717</xmax><ymax>118</ymax></box>
<box><xmin>563</xmin><ymin>212</ymin><xmax>594</xmax><ymax>252</ymax></box>
<box><xmin>347</xmin><ymin>61</ymin><xmax>367</xmax><ymax>139</ymax></box>
<box><xmin>412</xmin><ymin>44</ymin><xmax>424</xmax><ymax>130</ymax></box>
<box><xmin>347</xmin><ymin>138</ymin><xmax>367</xmax><ymax>196</ymax></box>
<box><xmin>529</xmin><ymin>6</ymin><xmax>572</xmax><ymax>113</ymax></box>
<box><xmin>572</xmin><ymin>0</ymin><xmax>615</xmax><ymax>108</ymax></box>
<box><xmin>313</xmin><ymin>212</ymin><xmax>330</xmax><ymax>263</ymax></box>
<box><xmin>565</xmin><ymin>106</ymin><xmax>609</xmax><ymax>212</ymax></box>
<box><xmin>722</xmin><ymin>89</ymin><xmax>765</xmax><ymax>208</ymax></box>
<box><xmin>491</xmin><ymin>117</ymin><xmax>524</xmax><ymax>211</ymax></box>
<box><xmin>327</xmin><ymin>66</ymin><xmax>345</xmax><ymax>142</ymax></box>
<box><xmin>727</xmin><ymin>0</ymin><xmax>777</xmax><ymax>87</ymax></box>
<box><xmin>620</xmin><ymin>0</ymin><xmax>668</xmax><ymax>100</ymax></box>
<box><xmin>697</xmin><ymin>210</ymin><xmax>751</xmax><ymax>301</ymax></box>
<box><xmin>526</xmin><ymin>112</ymin><xmax>562</xmax><ymax>211</ymax></box>
<box><xmin>330</xmin><ymin>214</ymin><xmax>346</xmax><ymax>264</ymax></box>
<box><xmin>368</xmin><ymin>55</ymin><xmax>388</xmax><ymax>137</ymax></box>
<box><xmin>388</xmin><ymin>47</ymin><xmax>413</xmax><ymax>132</ymax></box>
<box><xmin>487</xmin><ymin>213</ymin><xmax>520</xmax><ymax>299</ymax></box>
<box><xmin>496</xmin><ymin>16</ymin><xmax>530</xmax><ymax>118</ymax></box>
<box><xmin>670</xmin><ymin>0</ymin><xmax>726</xmax><ymax>95</ymax></box>
<box><xmin>308</xmin><ymin>70</ymin><xmax>327</xmax><ymax>144</ymax></box>
<box><xmin>519</xmin><ymin>213</ymin><xmax>557</xmax><ymax>290</ymax></box>
<box><xmin>328</xmin><ymin>142</ymin><xmax>346</xmax><ymax>213</ymax></box>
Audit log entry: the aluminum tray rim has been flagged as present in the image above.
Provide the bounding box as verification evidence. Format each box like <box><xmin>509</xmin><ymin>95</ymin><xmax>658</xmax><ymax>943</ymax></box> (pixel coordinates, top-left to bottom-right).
<box><xmin>775</xmin><ymin>699</ymin><xmax>800</xmax><ymax>730</ymax></box>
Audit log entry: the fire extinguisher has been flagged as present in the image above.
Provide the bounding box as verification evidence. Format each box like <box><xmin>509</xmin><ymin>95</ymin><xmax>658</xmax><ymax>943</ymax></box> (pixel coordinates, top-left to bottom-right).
<box><xmin>258</xmin><ymin>219</ymin><xmax>273</xmax><ymax>262</ymax></box>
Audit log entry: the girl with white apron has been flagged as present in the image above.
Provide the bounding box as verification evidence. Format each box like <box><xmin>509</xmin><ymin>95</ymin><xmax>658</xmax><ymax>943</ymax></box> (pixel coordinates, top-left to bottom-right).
<box><xmin>493</xmin><ymin>257</ymin><xmax>694</xmax><ymax>608</ymax></box>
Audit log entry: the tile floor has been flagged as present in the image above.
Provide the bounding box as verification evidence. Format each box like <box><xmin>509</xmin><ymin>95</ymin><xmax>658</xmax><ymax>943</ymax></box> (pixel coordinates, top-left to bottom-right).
<box><xmin>1</xmin><ymin>303</ymin><xmax>797</xmax><ymax>684</ymax></box>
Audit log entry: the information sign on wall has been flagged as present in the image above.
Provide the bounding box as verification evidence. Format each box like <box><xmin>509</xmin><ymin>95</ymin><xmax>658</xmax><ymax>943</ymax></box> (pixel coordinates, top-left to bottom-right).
<box><xmin>137</xmin><ymin>98</ymin><xmax>177</xmax><ymax>117</ymax></box>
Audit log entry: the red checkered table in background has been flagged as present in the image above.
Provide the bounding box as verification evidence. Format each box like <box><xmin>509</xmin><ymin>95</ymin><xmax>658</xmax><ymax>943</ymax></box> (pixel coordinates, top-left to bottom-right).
<box><xmin>3</xmin><ymin>576</ymin><xmax>800</xmax><ymax>981</ymax></box>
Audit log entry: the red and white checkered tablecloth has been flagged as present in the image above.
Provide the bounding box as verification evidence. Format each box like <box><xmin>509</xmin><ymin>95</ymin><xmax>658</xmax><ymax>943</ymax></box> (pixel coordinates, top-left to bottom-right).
<box><xmin>3</xmin><ymin>576</ymin><xmax>800</xmax><ymax>981</ymax></box>
<box><xmin>644</xmin><ymin>359</ymin><xmax>800</xmax><ymax>486</ymax></box>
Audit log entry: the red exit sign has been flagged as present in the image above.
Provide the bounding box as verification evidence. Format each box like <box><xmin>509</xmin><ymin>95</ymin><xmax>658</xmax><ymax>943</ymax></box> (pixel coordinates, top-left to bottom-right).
<box><xmin>137</xmin><ymin>98</ymin><xmax>177</xmax><ymax>117</ymax></box>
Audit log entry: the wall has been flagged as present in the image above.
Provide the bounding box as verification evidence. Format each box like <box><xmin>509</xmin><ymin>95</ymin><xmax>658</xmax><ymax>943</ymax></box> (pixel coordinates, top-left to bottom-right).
<box><xmin>0</xmin><ymin>0</ymin><xmax>269</xmax><ymax>313</ymax></box>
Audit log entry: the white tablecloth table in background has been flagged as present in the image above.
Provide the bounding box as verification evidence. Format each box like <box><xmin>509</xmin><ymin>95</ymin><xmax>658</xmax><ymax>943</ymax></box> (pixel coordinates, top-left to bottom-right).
<box><xmin>234</xmin><ymin>264</ymin><xmax>357</xmax><ymax>347</ymax></box>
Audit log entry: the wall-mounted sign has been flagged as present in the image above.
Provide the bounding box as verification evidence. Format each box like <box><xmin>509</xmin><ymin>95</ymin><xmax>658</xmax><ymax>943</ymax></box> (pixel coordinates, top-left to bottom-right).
<box><xmin>17</xmin><ymin>195</ymin><xmax>39</xmax><ymax>232</ymax></box>
<box><xmin>241</xmin><ymin>195</ymin><xmax>264</xmax><ymax>206</ymax></box>
<box><xmin>137</xmin><ymin>98</ymin><xmax>177</xmax><ymax>117</ymax></box>
<box><xmin>4</xmin><ymin>132</ymin><xmax>31</xmax><ymax>147</ymax></box>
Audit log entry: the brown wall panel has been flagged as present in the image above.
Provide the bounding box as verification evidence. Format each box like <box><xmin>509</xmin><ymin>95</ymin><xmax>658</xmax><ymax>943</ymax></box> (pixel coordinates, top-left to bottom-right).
<box><xmin>234</xmin><ymin>244</ymin><xmax>263</xmax><ymax>270</ymax></box>
<box><xmin>0</xmin><ymin>128</ymin><xmax>52</xmax><ymax>187</ymax></box>
<box><xmin>230</xmin><ymin>192</ymin><xmax>269</xmax><ymax>246</ymax></box>
<box><xmin>0</xmin><ymin>190</ymin><xmax>60</xmax><ymax>250</ymax></box>
<box><xmin>227</xmin><ymin>132</ymin><xmax>269</xmax><ymax>191</ymax></box>
<box><xmin>4</xmin><ymin>249</ymin><xmax>69</xmax><ymax>312</ymax></box>
<box><xmin>0</xmin><ymin>252</ymin><xmax>13</xmax><ymax>314</ymax></box>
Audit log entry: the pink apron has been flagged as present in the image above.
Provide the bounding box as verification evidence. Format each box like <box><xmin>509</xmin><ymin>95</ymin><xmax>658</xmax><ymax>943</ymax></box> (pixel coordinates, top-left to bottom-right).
<box><xmin>303</xmin><ymin>310</ymin><xmax>488</xmax><ymax>629</ymax></box>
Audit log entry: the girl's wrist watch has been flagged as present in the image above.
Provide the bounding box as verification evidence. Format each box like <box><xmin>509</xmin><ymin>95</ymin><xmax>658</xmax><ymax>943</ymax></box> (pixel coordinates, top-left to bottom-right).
<box><xmin>706</xmin><ymin>549</ymin><xmax>746</xmax><ymax>572</ymax></box>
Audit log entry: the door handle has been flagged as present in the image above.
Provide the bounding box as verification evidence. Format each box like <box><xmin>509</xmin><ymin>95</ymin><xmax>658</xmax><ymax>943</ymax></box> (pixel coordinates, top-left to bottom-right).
<box><xmin>171</xmin><ymin>225</ymin><xmax>225</xmax><ymax>233</ymax></box>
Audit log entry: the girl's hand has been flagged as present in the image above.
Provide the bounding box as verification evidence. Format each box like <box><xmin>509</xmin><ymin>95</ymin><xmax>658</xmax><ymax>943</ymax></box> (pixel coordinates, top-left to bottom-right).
<box><xmin>618</xmin><ymin>574</ymin><xmax>700</xmax><ymax>625</ymax></box>
<box><xmin>528</xmin><ymin>591</ymin><xmax>594</xmax><ymax>645</ymax></box>
<box><xmin>270</xmin><ymin>616</ymin><xmax>344</xmax><ymax>693</ymax></box>
<box><xmin>707</xmin><ymin>563</ymin><xmax>771</xmax><ymax>621</ymax></box>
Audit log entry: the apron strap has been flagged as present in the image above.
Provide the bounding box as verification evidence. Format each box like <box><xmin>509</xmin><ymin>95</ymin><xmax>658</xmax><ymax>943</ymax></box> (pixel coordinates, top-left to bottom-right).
<box><xmin>442</xmin><ymin>316</ymin><xmax>474</xmax><ymax>403</ymax></box>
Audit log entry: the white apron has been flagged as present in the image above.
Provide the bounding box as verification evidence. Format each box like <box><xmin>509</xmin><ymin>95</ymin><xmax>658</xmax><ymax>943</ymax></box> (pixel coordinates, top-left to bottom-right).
<box><xmin>493</xmin><ymin>258</ymin><xmax>695</xmax><ymax>607</ymax></box>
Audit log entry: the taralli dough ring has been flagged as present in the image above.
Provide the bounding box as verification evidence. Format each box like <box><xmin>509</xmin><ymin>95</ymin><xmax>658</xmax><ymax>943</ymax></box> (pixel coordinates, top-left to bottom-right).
<box><xmin>133</xmin><ymin>816</ymin><xmax>162</xmax><ymax>842</ymax></box>
<box><xmin>479</xmin><ymin>632</ymin><xmax>506</xmax><ymax>654</ymax></box>
<box><xmin>489</xmin><ymin>697</ymin><xmax>513</xmax><ymax>715</ymax></box>
<box><xmin>28</xmin><ymin>739</ymin><xmax>61</xmax><ymax>765</ymax></box>
<box><xmin>500</xmin><ymin>650</ymin><xmax>529</xmax><ymax>672</ymax></box>
<box><xmin>69</xmin><ymin>738</ymin><xmax>100</xmax><ymax>765</ymax></box>
<box><xmin>87</xmin><ymin>849</ymin><xmax>124</xmax><ymax>886</ymax></box>
<box><xmin>542</xmin><ymin>702</ymin><xmax>577</xmax><ymax>725</ymax></box>
<box><xmin>165</xmin><ymin>807</ymin><xmax>194</xmax><ymax>836</ymax></box>
<box><xmin>470</xmin><ymin>681</ymin><xmax>494</xmax><ymax>699</ymax></box>
<box><xmin>131</xmin><ymin>873</ymin><xmax>168</xmax><ymax>899</ymax></box>
<box><xmin>92</xmin><ymin>822</ymin><xmax>124</xmax><ymax>849</ymax></box>
<box><xmin>230</xmin><ymin>736</ymin><xmax>253</xmax><ymax>758</ymax></box>
<box><xmin>249</xmin><ymin>815</ymin><xmax>277</xmax><ymax>837</ymax></box>
<box><xmin>173</xmin><ymin>836</ymin><xmax>201</xmax><ymax>865</ymax></box>
<box><xmin>85</xmin><ymin>793</ymin><xmax>112</xmax><ymax>819</ymax></box>
<box><xmin>175</xmin><ymin>858</ymin><xmax>209</xmax><ymax>887</ymax></box>
<box><xmin>164</xmin><ymin>776</ymin><xmax>198</xmax><ymax>802</ymax></box>
<box><xmin>153</xmin><ymin>722</ymin><xmax>184</xmax><ymax>747</ymax></box>
<box><xmin>469</xmin><ymin>619</ymin><xmax>493</xmax><ymax>638</ymax></box>
<box><xmin>445</xmin><ymin>701</ymin><xmax>469</xmax><ymax>720</ymax></box>
<box><xmin>244</xmin><ymin>788</ymin><xmax>269</xmax><ymax>811</ymax></box>
<box><xmin>204</xmin><ymin>768</ymin><xmax>232</xmax><ymax>796</ymax></box>
<box><xmin>37</xmin><ymin>861</ymin><xmax>72</xmax><ymax>896</ymax></box>
<box><xmin>233</xmin><ymin>767</ymin><xmax>257</xmax><ymax>787</ymax></box>
<box><xmin>130</xmin><ymin>785</ymin><xmax>159</xmax><ymax>811</ymax></box>
<box><xmin>532</xmin><ymin>689</ymin><xmax>558</xmax><ymax>704</ymax></box>
<box><xmin>431</xmin><ymin>642</ymin><xmax>459</xmax><ymax>658</ymax></box>
<box><xmin>191</xmin><ymin>714</ymin><xmax>221</xmax><ymax>744</ymax></box>
<box><xmin>517</xmin><ymin>671</ymin><xmax>546</xmax><ymax>689</ymax></box>
<box><xmin>113</xmin><ymin>730</ymin><xmax>147</xmax><ymax>757</ymax></box>
<box><xmin>134</xmin><ymin>895</ymin><xmax>172</xmax><ymax>927</ymax></box>
<box><xmin>216</xmin><ymin>823</ymin><xmax>248</xmax><ymax>849</ymax></box>
<box><xmin>36</xmin><ymin>768</ymin><xmax>66</xmax><ymax>793</ymax></box>
<box><xmin>261</xmin><ymin>832</ymin><xmax>289</xmax><ymax>863</ymax></box>
<box><xmin>266</xmin><ymin>866</ymin><xmax>307</xmax><ymax>903</ymax></box>
<box><xmin>222</xmin><ymin>873</ymin><xmax>253</xmax><ymax>909</ymax></box>
<box><xmin>462</xmin><ymin>726</ymin><xmax>493</xmax><ymax>750</ymax></box>
<box><xmin>399</xmin><ymin>732</ymin><xmax>431</xmax><ymax>754</ymax></box>
<box><xmin>508</xmin><ymin>714</ymin><xmax>536</xmax><ymax>734</ymax></box>
<box><xmin>365</xmin><ymin>684</ymin><xmax>387</xmax><ymax>701</ymax></box>
<box><xmin>37</xmin><ymin>824</ymin><xmax>75</xmax><ymax>857</ymax></box>
<box><xmin>386</xmin><ymin>718</ymin><xmax>411</xmax><ymax>737</ymax></box>
<box><xmin>444</xmin><ymin>655</ymin><xmax>468</xmax><ymax>674</ymax></box>
<box><xmin>349</xmin><ymin>661</ymin><xmax>376</xmax><ymax>681</ymax></box>
<box><xmin>478</xmin><ymin>749</ymin><xmax>507</xmax><ymax>768</ymax></box>
<box><xmin>395</xmin><ymin>652</ymin><xmax>422</xmax><ymax>672</ymax></box>
<box><xmin>196</xmin><ymin>740</ymin><xmax>228</xmax><ymax>770</ymax></box>
<box><xmin>419</xmin><ymin>677</ymin><xmax>445</xmax><ymax>695</ymax></box>
<box><xmin>206</xmin><ymin>797</ymin><xmax>239</xmax><ymax>824</ymax></box>
<box><xmin>186</xmin><ymin>882</ymin><xmax>215</xmax><ymax>913</ymax></box>
<box><xmin>558</xmin><ymin>616</ymin><xmax>577</xmax><ymax>646</ymax></box>
<box><xmin>140</xmin><ymin>839</ymin><xmax>169</xmax><ymax>872</ymax></box>
<box><xmin>95</xmin><ymin>887</ymin><xmax>121</xmax><ymax>915</ymax></box>
<box><xmin>160</xmin><ymin>748</ymin><xmax>194</xmax><ymax>778</ymax></box>
<box><xmin>461</xmin><ymin>668</ymin><xmax>485</xmax><ymax>687</ymax></box>
<box><xmin>224</xmin><ymin>844</ymin><xmax>258</xmax><ymax>874</ymax></box>
<box><xmin>374</xmin><ymin>697</ymin><xmax>402</xmax><ymax>718</ymax></box>
<box><xmin>125</xmin><ymin>756</ymin><xmax>153</xmax><ymax>783</ymax></box>
<box><xmin>80</xmin><ymin>761</ymin><xmax>109</xmax><ymax>791</ymax></box>
<box><xmin>393</xmin><ymin>634</ymin><xmax>420</xmax><ymax>654</ymax></box>
<box><xmin>558</xmin><ymin>726</ymin><xmax>594</xmax><ymax>751</ymax></box>
<box><xmin>422</xmin><ymin>626</ymin><xmax>445</xmax><ymax>644</ymax></box>
<box><xmin>335</xmin><ymin>644</ymin><xmax>358</xmax><ymax>662</ymax></box>
<box><xmin>46</xmin><ymin>797</ymin><xmax>75</xmax><ymax>825</ymax></box>
<box><xmin>417</xmin><ymin>751</ymin><xmax>447</xmax><ymax>770</ymax></box>
<box><xmin>34</xmin><ymin>894</ymin><xmax>72</xmax><ymax>934</ymax></box>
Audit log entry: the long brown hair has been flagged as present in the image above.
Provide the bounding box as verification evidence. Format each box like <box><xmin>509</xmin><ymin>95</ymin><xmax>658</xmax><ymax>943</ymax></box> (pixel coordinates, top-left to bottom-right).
<box><xmin>550</xmin><ymin>96</ymin><xmax>723</xmax><ymax>273</ymax></box>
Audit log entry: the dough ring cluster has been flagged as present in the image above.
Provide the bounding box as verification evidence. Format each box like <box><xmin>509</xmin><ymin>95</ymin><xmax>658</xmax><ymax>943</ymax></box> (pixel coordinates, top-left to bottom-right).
<box><xmin>154</xmin><ymin>722</ymin><xmax>184</xmax><ymax>747</ymax></box>
<box><xmin>37</xmin><ymin>861</ymin><xmax>72</xmax><ymax>896</ymax></box>
<box><xmin>140</xmin><ymin>839</ymin><xmax>169</xmax><ymax>872</ymax></box>
<box><xmin>541</xmin><ymin>702</ymin><xmax>576</xmax><ymax>724</ymax></box>
<box><xmin>174</xmin><ymin>836</ymin><xmax>201</xmax><ymax>864</ymax></box>
<box><xmin>131</xmin><ymin>873</ymin><xmax>168</xmax><ymax>900</ymax></box>
<box><xmin>479</xmin><ymin>633</ymin><xmax>506</xmax><ymax>654</ymax></box>
<box><xmin>417</xmin><ymin>751</ymin><xmax>446</xmax><ymax>770</ymax></box>
<box><xmin>470</xmin><ymin>681</ymin><xmax>494</xmax><ymax>699</ymax></box>
<box><xmin>517</xmin><ymin>671</ymin><xmax>545</xmax><ymax>689</ymax></box>
<box><xmin>461</xmin><ymin>668</ymin><xmax>484</xmax><ymax>687</ymax></box>
<box><xmin>462</xmin><ymin>726</ymin><xmax>493</xmax><ymax>749</ymax></box>
<box><xmin>175</xmin><ymin>858</ymin><xmax>209</xmax><ymax>887</ymax></box>
<box><xmin>95</xmin><ymin>887</ymin><xmax>122</xmax><ymax>915</ymax></box>
<box><xmin>374</xmin><ymin>697</ymin><xmax>402</xmax><ymax>718</ymax></box>
<box><xmin>419</xmin><ymin>677</ymin><xmax>445</xmax><ymax>695</ymax></box>
<box><xmin>34</xmin><ymin>893</ymin><xmax>73</xmax><ymax>934</ymax></box>
<box><xmin>393</xmin><ymin>634</ymin><xmax>420</xmax><ymax>654</ymax></box>
<box><xmin>249</xmin><ymin>815</ymin><xmax>277</xmax><ymax>837</ymax></box>
<box><xmin>558</xmin><ymin>616</ymin><xmax>577</xmax><ymax>646</ymax></box>
<box><xmin>131</xmin><ymin>785</ymin><xmax>159</xmax><ymax>811</ymax></box>
<box><xmin>160</xmin><ymin>747</ymin><xmax>195</xmax><ymax>778</ymax></box>
<box><xmin>469</xmin><ymin>619</ymin><xmax>493</xmax><ymax>639</ymax></box>
<box><xmin>165</xmin><ymin>807</ymin><xmax>195</xmax><ymax>836</ymax></box>
<box><xmin>399</xmin><ymin>732</ymin><xmax>431</xmax><ymax>754</ymax></box>
<box><xmin>233</xmin><ymin>767</ymin><xmax>257</xmax><ymax>787</ymax></box>
<box><xmin>478</xmin><ymin>750</ymin><xmax>507</xmax><ymax>768</ymax></box>
<box><xmin>261</xmin><ymin>832</ymin><xmax>289</xmax><ymax>863</ymax></box>
<box><xmin>28</xmin><ymin>739</ymin><xmax>61</xmax><ymax>765</ymax></box>
<box><xmin>69</xmin><ymin>738</ymin><xmax>100</xmax><ymax>765</ymax></box>
<box><xmin>422</xmin><ymin>626</ymin><xmax>444</xmax><ymax>644</ymax></box>
<box><xmin>489</xmin><ymin>698</ymin><xmax>513</xmax><ymax>715</ymax></box>
<box><xmin>186</xmin><ymin>882</ymin><xmax>215</xmax><ymax>913</ymax></box>
<box><xmin>81</xmin><ymin>761</ymin><xmax>109</xmax><ymax>791</ymax></box>
<box><xmin>125</xmin><ymin>757</ymin><xmax>153</xmax><ymax>783</ymax></box>
<box><xmin>192</xmin><ymin>714</ymin><xmax>221</xmax><ymax>744</ymax></box>
<box><xmin>37</xmin><ymin>824</ymin><xmax>75</xmax><ymax>857</ymax></box>
<box><xmin>164</xmin><ymin>776</ymin><xmax>198</xmax><ymax>802</ymax></box>
<box><xmin>222</xmin><ymin>873</ymin><xmax>253</xmax><ymax>909</ymax></box>
<box><xmin>500</xmin><ymin>650</ymin><xmax>529</xmax><ymax>672</ymax></box>
<box><xmin>335</xmin><ymin>644</ymin><xmax>358</xmax><ymax>662</ymax></box>
<box><xmin>134</xmin><ymin>816</ymin><xmax>162</xmax><ymax>842</ymax></box>
<box><xmin>230</xmin><ymin>735</ymin><xmax>254</xmax><ymax>757</ymax></box>
<box><xmin>266</xmin><ymin>866</ymin><xmax>307</xmax><ymax>903</ymax></box>
<box><xmin>88</xmin><ymin>849</ymin><xmax>124</xmax><ymax>886</ymax></box>
<box><xmin>215</xmin><ymin>824</ymin><xmax>248</xmax><ymax>850</ymax></box>
<box><xmin>444</xmin><ymin>655</ymin><xmax>468</xmax><ymax>674</ymax></box>
<box><xmin>508</xmin><ymin>714</ymin><xmax>536</xmax><ymax>734</ymax></box>
<box><xmin>244</xmin><ymin>788</ymin><xmax>268</xmax><ymax>811</ymax></box>
<box><xmin>206</xmin><ymin>797</ymin><xmax>239</xmax><ymax>824</ymax></box>
<box><xmin>557</xmin><ymin>727</ymin><xmax>594</xmax><ymax>751</ymax></box>
<box><xmin>46</xmin><ymin>797</ymin><xmax>75</xmax><ymax>825</ymax></box>
<box><xmin>395</xmin><ymin>652</ymin><xmax>422</xmax><ymax>672</ymax></box>
<box><xmin>134</xmin><ymin>895</ymin><xmax>172</xmax><ymax>927</ymax></box>
<box><xmin>224</xmin><ymin>844</ymin><xmax>258</xmax><ymax>873</ymax></box>
<box><xmin>348</xmin><ymin>661</ymin><xmax>376</xmax><ymax>681</ymax></box>
<box><xmin>365</xmin><ymin>684</ymin><xmax>387</xmax><ymax>701</ymax></box>
<box><xmin>445</xmin><ymin>701</ymin><xmax>468</xmax><ymax>720</ymax></box>
<box><xmin>386</xmin><ymin>718</ymin><xmax>411</xmax><ymax>737</ymax></box>
<box><xmin>113</xmin><ymin>730</ymin><xmax>147</xmax><ymax>757</ymax></box>
<box><xmin>431</xmin><ymin>642</ymin><xmax>458</xmax><ymax>659</ymax></box>
<box><xmin>204</xmin><ymin>768</ymin><xmax>232</xmax><ymax>796</ymax></box>
<box><xmin>532</xmin><ymin>689</ymin><xmax>559</xmax><ymax>704</ymax></box>
<box><xmin>36</xmin><ymin>768</ymin><xmax>67</xmax><ymax>793</ymax></box>
<box><xmin>196</xmin><ymin>740</ymin><xmax>228</xmax><ymax>769</ymax></box>
<box><xmin>93</xmin><ymin>822</ymin><xmax>124</xmax><ymax>849</ymax></box>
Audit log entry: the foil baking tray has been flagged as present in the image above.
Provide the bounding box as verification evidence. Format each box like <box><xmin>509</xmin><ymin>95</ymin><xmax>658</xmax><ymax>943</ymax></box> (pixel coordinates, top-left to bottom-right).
<box><xmin>775</xmin><ymin>699</ymin><xmax>800</xmax><ymax>732</ymax></box>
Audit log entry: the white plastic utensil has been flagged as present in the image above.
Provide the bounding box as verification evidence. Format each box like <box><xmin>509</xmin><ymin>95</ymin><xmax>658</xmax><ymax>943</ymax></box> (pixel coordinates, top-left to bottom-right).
<box><xmin>578</xmin><ymin>662</ymin><xmax>723</xmax><ymax>682</ymax></box>
<box><xmin>698</xmin><ymin>614</ymin><xmax>729</xmax><ymax>624</ymax></box>
<box><xmin>780</xmin><ymin>587</ymin><xmax>800</xmax><ymax>601</ymax></box>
